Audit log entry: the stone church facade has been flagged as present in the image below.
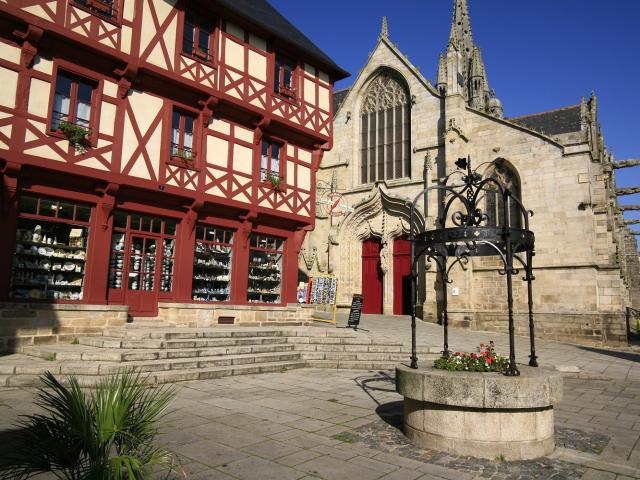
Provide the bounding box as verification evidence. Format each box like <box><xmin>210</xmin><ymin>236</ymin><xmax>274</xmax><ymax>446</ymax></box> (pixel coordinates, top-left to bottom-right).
<box><xmin>301</xmin><ymin>0</ymin><xmax>640</xmax><ymax>345</ymax></box>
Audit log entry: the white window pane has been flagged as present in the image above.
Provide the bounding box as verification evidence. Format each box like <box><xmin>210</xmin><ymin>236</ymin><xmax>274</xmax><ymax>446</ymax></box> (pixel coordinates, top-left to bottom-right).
<box><xmin>184</xmin><ymin>131</ymin><xmax>193</xmax><ymax>149</ymax></box>
<box><xmin>76</xmin><ymin>101</ymin><xmax>91</xmax><ymax>126</ymax></box>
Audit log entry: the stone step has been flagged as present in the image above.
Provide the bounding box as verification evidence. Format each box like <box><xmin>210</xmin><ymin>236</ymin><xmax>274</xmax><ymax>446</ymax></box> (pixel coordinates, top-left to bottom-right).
<box><xmin>0</xmin><ymin>359</ymin><xmax>307</xmax><ymax>387</ymax></box>
<box><xmin>8</xmin><ymin>351</ymin><xmax>302</xmax><ymax>376</ymax></box>
<box><xmin>21</xmin><ymin>343</ymin><xmax>297</xmax><ymax>362</ymax></box>
<box><xmin>79</xmin><ymin>335</ymin><xmax>293</xmax><ymax>349</ymax></box>
<box><xmin>101</xmin><ymin>327</ymin><xmax>305</xmax><ymax>339</ymax></box>
<box><xmin>306</xmin><ymin>359</ymin><xmax>407</xmax><ymax>370</ymax></box>
<box><xmin>301</xmin><ymin>352</ymin><xmax>439</xmax><ymax>362</ymax></box>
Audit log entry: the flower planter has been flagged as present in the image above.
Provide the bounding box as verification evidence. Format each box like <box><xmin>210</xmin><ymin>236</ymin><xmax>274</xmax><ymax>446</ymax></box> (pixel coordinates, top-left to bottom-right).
<box><xmin>396</xmin><ymin>364</ymin><xmax>563</xmax><ymax>461</ymax></box>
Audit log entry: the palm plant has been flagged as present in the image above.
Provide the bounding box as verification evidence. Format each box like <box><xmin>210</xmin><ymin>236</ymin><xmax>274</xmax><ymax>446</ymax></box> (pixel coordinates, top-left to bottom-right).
<box><xmin>0</xmin><ymin>370</ymin><xmax>179</xmax><ymax>479</ymax></box>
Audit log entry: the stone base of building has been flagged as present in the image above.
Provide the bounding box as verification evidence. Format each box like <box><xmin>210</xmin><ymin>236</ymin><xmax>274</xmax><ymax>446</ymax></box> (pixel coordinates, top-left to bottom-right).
<box><xmin>444</xmin><ymin>311</ymin><xmax>628</xmax><ymax>346</ymax></box>
<box><xmin>0</xmin><ymin>303</ymin><xmax>128</xmax><ymax>352</ymax></box>
<box><xmin>396</xmin><ymin>365</ymin><xmax>563</xmax><ymax>461</ymax></box>
<box><xmin>157</xmin><ymin>302</ymin><xmax>316</xmax><ymax>327</ymax></box>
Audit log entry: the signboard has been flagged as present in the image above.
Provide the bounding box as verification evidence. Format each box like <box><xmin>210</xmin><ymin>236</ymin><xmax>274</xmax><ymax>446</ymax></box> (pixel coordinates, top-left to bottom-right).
<box><xmin>347</xmin><ymin>294</ymin><xmax>364</xmax><ymax>330</ymax></box>
<box><xmin>308</xmin><ymin>275</ymin><xmax>337</xmax><ymax>305</ymax></box>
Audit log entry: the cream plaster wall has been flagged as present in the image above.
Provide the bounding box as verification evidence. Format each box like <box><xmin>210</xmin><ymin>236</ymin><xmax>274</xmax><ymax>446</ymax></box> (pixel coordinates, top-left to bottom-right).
<box><xmin>0</xmin><ymin>67</ymin><xmax>18</xmax><ymax>109</ymax></box>
<box><xmin>0</xmin><ymin>41</ymin><xmax>20</xmax><ymax>65</ymax></box>
<box><xmin>27</xmin><ymin>78</ymin><xmax>50</xmax><ymax>117</ymax></box>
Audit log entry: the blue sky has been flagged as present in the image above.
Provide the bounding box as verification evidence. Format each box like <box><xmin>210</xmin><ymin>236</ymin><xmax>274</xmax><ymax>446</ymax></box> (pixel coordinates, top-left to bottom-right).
<box><xmin>270</xmin><ymin>0</ymin><xmax>640</xmax><ymax>237</ymax></box>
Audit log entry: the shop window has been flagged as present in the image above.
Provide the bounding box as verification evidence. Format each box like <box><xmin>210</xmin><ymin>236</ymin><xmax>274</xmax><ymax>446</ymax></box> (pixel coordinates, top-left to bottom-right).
<box><xmin>260</xmin><ymin>140</ymin><xmax>283</xmax><ymax>184</ymax></box>
<box><xmin>274</xmin><ymin>56</ymin><xmax>296</xmax><ymax>98</ymax></box>
<box><xmin>248</xmin><ymin>234</ymin><xmax>283</xmax><ymax>304</ymax></box>
<box><xmin>51</xmin><ymin>71</ymin><xmax>96</xmax><ymax>135</ymax></box>
<box><xmin>108</xmin><ymin>213</ymin><xmax>177</xmax><ymax>293</ymax></box>
<box><xmin>170</xmin><ymin>109</ymin><xmax>196</xmax><ymax>166</ymax></box>
<box><xmin>183</xmin><ymin>11</ymin><xmax>214</xmax><ymax>62</ymax></box>
<box><xmin>10</xmin><ymin>195</ymin><xmax>91</xmax><ymax>301</ymax></box>
<box><xmin>192</xmin><ymin>225</ymin><xmax>234</xmax><ymax>302</ymax></box>
<box><xmin>71</xmin><ymin>0</ymin><xmax>117</xmax><ymax>20</ymax></box>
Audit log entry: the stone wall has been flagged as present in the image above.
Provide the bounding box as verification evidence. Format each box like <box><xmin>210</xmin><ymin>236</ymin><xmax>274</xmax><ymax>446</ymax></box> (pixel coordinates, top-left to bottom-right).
<box><xmin>304</xmin><ymin>32</ymin><xmax>632</xmax><ymax>346</ymax></box>
<box><xmin>0</xmin><ymin>303</ymin><xmax>128</xmax><ymax>352</ymax></box>
<box><xmin>157</xmin><ymin>303</ymin><xmax>315</xmax><ymax>327</ymax></box>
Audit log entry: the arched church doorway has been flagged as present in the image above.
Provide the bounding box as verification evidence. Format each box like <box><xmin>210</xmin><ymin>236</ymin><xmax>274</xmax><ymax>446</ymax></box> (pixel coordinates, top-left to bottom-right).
<box><xmin>361</xmin><ymin>238</ymin><xmax>383</xmax><ymax>314</ymax></box>
<box><xmin>393</xmin><ymin>236</ymin><xmax>411</xmax><ymax>315</ymax></box>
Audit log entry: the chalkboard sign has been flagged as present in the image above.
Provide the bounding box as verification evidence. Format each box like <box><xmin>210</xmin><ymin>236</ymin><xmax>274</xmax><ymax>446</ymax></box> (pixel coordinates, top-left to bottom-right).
<box><xmin>347</xmin><ymin>294</ymin><xmax>363</xmax><ymax>329</ymax></box>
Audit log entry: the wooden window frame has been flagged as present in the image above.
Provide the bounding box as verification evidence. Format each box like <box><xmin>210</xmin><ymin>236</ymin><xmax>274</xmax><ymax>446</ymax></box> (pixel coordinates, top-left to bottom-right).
<box><xmin>181</xmin><ymin>8</ymin><xmax>216</xmax><ymax>66</ymax></box>
<box><xmin>48</xmin><ymin>67</ymin><xmax>101</xmax><ymax>148</ymax></box>
<box><xmin>260</xmin><ymin>137</ymin><xmax>287</xmax><ymax>191</ymax></box>
<box><xmin>168</xmin><ymin>107</ymin><xmax>199</xmax><ymax>170</ymax></box>
<box><xmin>192</xmin><ymin>224</ymin><xmax>235</xmax><ymax>303</ymax></box>
<box><xmin>70</xmin><ymin>0</ymin><xmax>121</xmax><ymax>25</ymax></box>
<box><xmin>274</xmin><ymin>55</ymin><xmax>297</xmax><ymax>100</ymax></box>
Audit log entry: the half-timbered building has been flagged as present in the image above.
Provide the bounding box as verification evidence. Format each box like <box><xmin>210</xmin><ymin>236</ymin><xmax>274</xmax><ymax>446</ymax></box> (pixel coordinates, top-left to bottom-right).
<box><xmin>0</xmin><ymin>0</ymin><xmax>347</xmax><ymax>347</ymax></box>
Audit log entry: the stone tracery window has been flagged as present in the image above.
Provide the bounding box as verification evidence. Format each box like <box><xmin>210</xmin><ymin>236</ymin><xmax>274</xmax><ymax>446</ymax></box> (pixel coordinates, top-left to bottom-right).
<box><xmin>485</xmin><ymin>161</ymin><xmax>521</xmax><ymax>228</ymax></box>
<box><xmin>360</xmin><ymin>72</ymin><xmax>410</xmax><ymax>184</ymax></box>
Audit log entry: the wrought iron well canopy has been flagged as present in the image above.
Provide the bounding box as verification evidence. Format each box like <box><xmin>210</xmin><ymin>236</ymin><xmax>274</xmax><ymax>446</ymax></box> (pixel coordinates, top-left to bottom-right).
<box><xmin>408</xmin><ymin>156</ymin><xmax>537</xmax><ymax>376</ymax></box>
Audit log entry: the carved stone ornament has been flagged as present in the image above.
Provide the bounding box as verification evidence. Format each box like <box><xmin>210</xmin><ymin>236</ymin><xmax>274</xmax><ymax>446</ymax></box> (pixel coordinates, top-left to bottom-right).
<box><xmin>300</xmin><ymin>247</ymin><xmax>318</xmax><ymax>271</ymax></box>
<box><xmin>444</xmin><ymin>118</ymin><xmax>469</xmax><ymax>143</ymax></box>
<box><xmin>362</xmin><ymin>74</ymin><xmax>408</xmax><ymax>114</ymax></box>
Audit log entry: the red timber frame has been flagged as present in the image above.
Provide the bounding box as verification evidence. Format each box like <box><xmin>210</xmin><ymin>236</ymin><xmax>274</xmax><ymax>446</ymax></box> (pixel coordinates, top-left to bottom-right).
<box><xmin>0</xmin><ymin>0</ymin><xmax>339</xmax><ymax>315</ymax></box>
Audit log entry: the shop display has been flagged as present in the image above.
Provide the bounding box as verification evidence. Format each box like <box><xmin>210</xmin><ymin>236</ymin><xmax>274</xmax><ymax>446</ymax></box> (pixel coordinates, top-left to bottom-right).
<box><xmin>160</xmin><ymin>239</ymin><xmax>175</xmax><ymax>292</ymax></box>
<box><xmin>192</xmin><ymin>226</ymin><xmax>233</xmax><ymax>302</ymax></box>
<box><xmin>108</xmin><ymin>212</ymin><xmax>177</xmax><ymax>295</ymax></box>
<box><xmin>10</xmin><ymin>222</ymin><xmax>88</xmax><ymax>301</ymax></box>
<box><xmin>247</xmin><ymin>234</ymin><xmax>282</xmax><ymax>304</ymax></box>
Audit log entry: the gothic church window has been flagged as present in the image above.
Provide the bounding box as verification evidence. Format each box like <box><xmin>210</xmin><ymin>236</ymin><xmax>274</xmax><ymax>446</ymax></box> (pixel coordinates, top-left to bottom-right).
<box><xmin>485</xmin><ymin>161</ymin><xmax>521</xmax><ymax>228</ymax></box>
<box><xmin>360</xmin><ymin>72</ymin><xmax>410</xmax><ymax>183</ymax></box>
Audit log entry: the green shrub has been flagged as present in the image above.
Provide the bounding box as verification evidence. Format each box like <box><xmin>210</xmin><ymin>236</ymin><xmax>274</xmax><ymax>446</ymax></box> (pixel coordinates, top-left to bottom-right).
<box><xmin>0</xmin><ymin>370</ymin><xmax>179</xmax><ymax>479</ymax></box>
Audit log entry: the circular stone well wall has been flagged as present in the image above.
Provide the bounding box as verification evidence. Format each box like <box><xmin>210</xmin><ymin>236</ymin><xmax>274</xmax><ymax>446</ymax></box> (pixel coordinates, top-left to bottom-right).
<box><xmin>396</xmin><ymin>365</ymin><xmax>563</xmax><ymax>461</ymax></box>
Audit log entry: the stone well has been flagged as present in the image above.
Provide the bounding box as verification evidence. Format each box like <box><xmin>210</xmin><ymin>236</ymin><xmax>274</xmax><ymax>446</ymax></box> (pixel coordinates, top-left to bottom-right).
<box><xmin>396</xmin><ymin>365</ymin><xmax>563</xmax><ymax>461</ymax></box>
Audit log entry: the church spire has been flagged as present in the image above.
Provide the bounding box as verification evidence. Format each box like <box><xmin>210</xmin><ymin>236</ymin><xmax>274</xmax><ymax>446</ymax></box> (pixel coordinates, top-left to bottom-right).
<box><xmin>449</xmin><ymin>0</ymin><xmax>474</xmax><ymax>56</ymax></box>
<box><xmin>438</xmin><ymin>0</ymin><xmax>502</xmax><ymax>115</ymax></box>
<box><xmin>437</xmin><ymin>53</ymin><xmax>448</xmax><ymax>94</ymax></box>
<box><xmin>380</xmin><ymin>16</ymin><xmax>389</xmax><ymax>39</ymax></box>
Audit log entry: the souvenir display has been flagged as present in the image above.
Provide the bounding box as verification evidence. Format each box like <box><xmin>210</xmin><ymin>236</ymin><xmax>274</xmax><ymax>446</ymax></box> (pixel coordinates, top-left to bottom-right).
<box><xmin>192</xmin><ymin>226</ymin><xmax>233</xmax><ymax>302</ymax></box>
<box><xmin>10</xmin><ymin>222</ymin><xmax>88</xmax><ymax>301</ymax></box>
<box><xmin>108</xmin><ymin>214</ymin><xmax>176</xmax><ymax>293</ymax></box>
<box><xmin>247</xmin><ymin>234</ymin><xmax>282</xmax><ymax>304</ymax></box>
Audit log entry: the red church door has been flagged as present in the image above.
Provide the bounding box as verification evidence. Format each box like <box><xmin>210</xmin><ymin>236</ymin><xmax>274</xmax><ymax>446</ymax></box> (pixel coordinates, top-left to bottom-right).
<box><xmin>361</xmin><ymin>238</ymin><xmax>383</xmax><ymax>314</ymax></box>
<box><xmin>393</xmin><ymin>236</ymin><xmax>411</xmax><ymax>315</ymax></box>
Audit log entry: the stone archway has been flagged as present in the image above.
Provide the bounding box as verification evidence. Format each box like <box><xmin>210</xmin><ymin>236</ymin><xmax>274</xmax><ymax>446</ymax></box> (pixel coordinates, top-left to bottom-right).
<box><xmin>331</xmin><ymin>185</ymin><xmax>423</xmax><ymax>314</ymax></box>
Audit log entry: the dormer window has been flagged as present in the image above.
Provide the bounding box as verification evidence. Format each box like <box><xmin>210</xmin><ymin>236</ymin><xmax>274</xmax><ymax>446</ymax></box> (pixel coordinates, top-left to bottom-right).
<box><xmin>183</xmin><ymin>11</ymin><xmax>214</xmax><ymax>62</ymax></box>
<box><xmin>72</xmin><ymin>0</ymin><xmax>117</xmax><ymax>19</ymax></box>
<box><xmin>274</xmin><ymin>56</ymin><xmax>296</xmax><ymax>98</ymax></box>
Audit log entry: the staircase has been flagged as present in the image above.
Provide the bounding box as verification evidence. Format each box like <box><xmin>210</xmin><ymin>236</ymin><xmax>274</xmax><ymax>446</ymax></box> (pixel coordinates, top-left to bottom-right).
<box><xmin>0</xmin><ymin>325</ymin><xmax>440</xmax><ymax>387</ymax></box>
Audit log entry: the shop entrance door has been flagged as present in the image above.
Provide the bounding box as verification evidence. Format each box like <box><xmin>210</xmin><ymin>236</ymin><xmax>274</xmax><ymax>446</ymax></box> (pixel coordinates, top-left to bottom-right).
<box><xmin>125</xmin><ymin>235</ymin><xmax>160</xmax><ymax>316</ymax></box>
<box><xmin>393</xmin><ymin>236</ymin><xmax>411</xmax><ymax>315</ymax></box>
<box><xmin>108</xmin><ymin>213</ymin><xmax>177</xmax><ymax>318</ymax></box>
<box><xmin>361</xmin><ymin>238</ymin><xmax>383</xmax><ymax>314</ymax></box>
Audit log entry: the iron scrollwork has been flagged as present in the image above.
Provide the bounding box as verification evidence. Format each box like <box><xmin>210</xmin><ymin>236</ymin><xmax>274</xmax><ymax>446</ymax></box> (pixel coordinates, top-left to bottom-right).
<box><xmin>407</xmin><ymin>156</ymin><xmax>537</xmax><ymax>376</ymax></box>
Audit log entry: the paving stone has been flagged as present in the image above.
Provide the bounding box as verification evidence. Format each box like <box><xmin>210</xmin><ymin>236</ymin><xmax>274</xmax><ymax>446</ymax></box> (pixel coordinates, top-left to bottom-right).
<box><xmin>276</xmin><ymin>449</ymin><xmax>324</xmax><ymax>467</ymax></box>
<box><xmin>241</xmin><ymin>439</ymin><xmax>302</xmax><ymax>460</ymax></box>
<box><xmin>296</xmin><ymin>456</ymin><xmax>384</xmax><ymax>480</ymax></box>
<box><xmin>218</xmin><ymin>456</ymin><xmax>305</xmax><ymax>480</ymax></box>
<box><xmin>378</xmin><ymin>468</ymin><xmax>423</xmax><ymax>480</ymax></box>
<box><xmin>173</xmin><ymin>439</ymin><xmax>248</xmax><ymax>467</ymax></box>
<box><xmin>580</xmin><ymin>469</ymin><xmax>616</xmax><ymax>479</ymax></box>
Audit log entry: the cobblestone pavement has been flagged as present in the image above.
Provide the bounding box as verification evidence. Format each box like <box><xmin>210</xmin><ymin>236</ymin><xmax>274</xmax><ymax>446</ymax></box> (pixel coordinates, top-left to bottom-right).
<box><xmin>0</xmin><ymin>322</ymin><xmax>639</xmax><ymax>479</ymax></box>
